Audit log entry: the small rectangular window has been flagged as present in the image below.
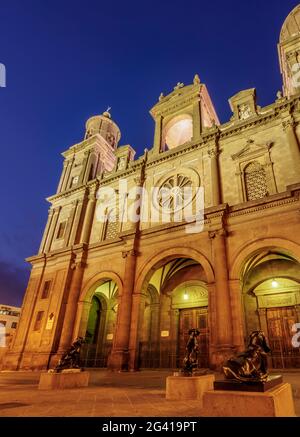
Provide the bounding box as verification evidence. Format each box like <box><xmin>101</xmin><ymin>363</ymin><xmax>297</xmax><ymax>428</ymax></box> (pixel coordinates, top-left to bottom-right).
<box><xmin>0</xmin><ymin>320</ymin><xmax>6</xmax><ymax>326</ymax></box>
<box><xmin>41</xmin><ymin>280</ymin><xmax>51</xmax><ymax>299</ymax></box>
<box><xmin>56</xmin><ymin>221</ymin><xmax>67</xmax><ymax>239</ymax></box>
<box><xmin>33</xmin><ymin>311</ymin><xmax>44</xmax><ymax>331</ymax></box>
<box><xmin>11</xmin><ymin>322</ymin><xmax>18</xmax><ymax>329</ymax></box>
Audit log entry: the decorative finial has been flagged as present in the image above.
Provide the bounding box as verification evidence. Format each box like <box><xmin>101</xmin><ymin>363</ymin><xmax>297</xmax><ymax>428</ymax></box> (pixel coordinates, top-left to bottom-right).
<box><xmin>174</xmin><ymin>82</ymin><xmax>184</xmax><ymax>90</ymax></box>
<box><xmin>193</xmin><ymin>74</ymin><xmax>201</xmax><ymax>85</ymax></box>
<box><xmin>103</xmin><ymin>107</ymin><xmax>112</xmax><ymax>118</ymax></box>
<box><xmin>159</xmin><ymin>92</ymin><xmax>164</xmax><ymax>101</ymax></box>
<box><xmin>276</xmin><ymin>90</ymin><xmax>283</xmax><ymax>100</ymax></box>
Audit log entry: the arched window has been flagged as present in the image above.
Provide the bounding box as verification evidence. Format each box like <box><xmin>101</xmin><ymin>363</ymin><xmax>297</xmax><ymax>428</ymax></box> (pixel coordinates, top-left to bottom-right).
<box><xmin>102</xmin><ymin>209</ymin><xmax>119</xmax><ymax>241</ymax></box>
<box><xmin>244</xmin><ymin>161</ymin><xmax>268</xmax><ymax>201</ymax></box>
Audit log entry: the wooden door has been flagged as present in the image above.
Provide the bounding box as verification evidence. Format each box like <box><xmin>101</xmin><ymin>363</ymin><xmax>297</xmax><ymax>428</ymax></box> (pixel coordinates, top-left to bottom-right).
<box><xmin>266</xmin><ymin>306</ymin><xmax>300</xmax><ymax>368</ymax></box>
<box><xmin>178</xmin><ymin>307</ymin><xmax>209</xmax><ymax>368</ymax></box>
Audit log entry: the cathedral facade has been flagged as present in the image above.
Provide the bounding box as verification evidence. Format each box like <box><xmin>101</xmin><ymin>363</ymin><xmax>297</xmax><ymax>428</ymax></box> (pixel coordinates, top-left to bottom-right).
<box><xmin>3</xmin><ymin>6</ymin><xmax>300</xmax><ymax>371</ymax></box>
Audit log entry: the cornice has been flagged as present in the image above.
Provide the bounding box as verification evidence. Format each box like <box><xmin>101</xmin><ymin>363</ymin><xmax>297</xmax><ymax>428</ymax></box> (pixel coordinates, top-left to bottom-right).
<box><xmin>47</xmin><ymin>186</ymin><xmax>88</xmax><ymax>203</ymax></box>
<box><xmin>228</xmin><ymin>195</ymin><xmax>298</xmax><ymax>219</ymax></box>
<box><xmin>62</xmin><ymin>135</ymin><xmax>105</xmax><ymax>158</ymax></box>
<box><xmin>150</xmin><ymin>85</ymin><xmax>202</xmax><ymax>118</ymax></box>
<box><xmin>219</xmin><ymin>96</ymin><xmax>300</xmax><ymax>140</ymax></box>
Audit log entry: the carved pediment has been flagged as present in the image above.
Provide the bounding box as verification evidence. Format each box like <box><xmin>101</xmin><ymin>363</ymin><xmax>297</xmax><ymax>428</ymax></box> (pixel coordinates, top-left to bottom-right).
<box><xmin>231</xmin><ymin>139</ymin><xmax>273</xmax><ymax>161</ymax></box>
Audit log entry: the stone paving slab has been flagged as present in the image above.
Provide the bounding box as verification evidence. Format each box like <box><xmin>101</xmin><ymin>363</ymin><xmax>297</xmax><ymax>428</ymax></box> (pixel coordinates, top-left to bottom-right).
<box><xmin>0</xmin><ymin>370</ymin><xmax>299</xmax><ymax>417</ymax></box>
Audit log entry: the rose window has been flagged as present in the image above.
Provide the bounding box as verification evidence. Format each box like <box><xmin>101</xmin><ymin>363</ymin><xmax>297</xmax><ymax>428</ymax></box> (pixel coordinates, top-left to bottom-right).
<box><xmin>158</xmin><ymin>175</ymin><xmax>192</xmax><ymax>213</ymax></box>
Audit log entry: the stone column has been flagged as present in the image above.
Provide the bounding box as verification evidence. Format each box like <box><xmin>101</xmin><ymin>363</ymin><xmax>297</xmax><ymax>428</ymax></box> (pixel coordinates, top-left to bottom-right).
<box><xmin>282</xmin><ymin>119</ymin><xmax>300</xmax><ymax>173</ymax></box>
<box><xmin>57</xmin><ymin>261</ymin><xmax>85</xmax><ymax>353</ymax></box>
<box><xmin>109</xmin><ymin>250</ymin><xmax>137</xmax><ymax>371</ymax></box>
<box><xmin>208</xmin><ymin>148</ymin><xmax>221</xmax><ymax>206</ymax></box>
<box><xmin>39</xmin><ymin>208</ymin><xmax>55</xmax><ymax>254</ymax></box>
<box><xmin>80</xmin><ymin>189</ymin><xmax>97</xmax><ymax>244</ymax></box>
<box><xmin>228</xmin><ymin>279</ymin><xmax>245</xmax><ymax>352</ymax></box>
<box><xmin>209</xmin><ymin>230</ymin><xmax>234</xmax><ymax>367</ymax></box>
<box><xmin>44</xmin><ymin>207</ymin><xmax>61</xmax><ymax>253</ymax></box>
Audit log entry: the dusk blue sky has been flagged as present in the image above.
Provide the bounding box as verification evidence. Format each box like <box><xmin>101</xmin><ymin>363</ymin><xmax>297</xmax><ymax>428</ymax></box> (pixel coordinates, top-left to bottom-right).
<box><xmin>0</xmin><ymin>0</ymin><xmax>299</xmax><ymax>306</ymax></box>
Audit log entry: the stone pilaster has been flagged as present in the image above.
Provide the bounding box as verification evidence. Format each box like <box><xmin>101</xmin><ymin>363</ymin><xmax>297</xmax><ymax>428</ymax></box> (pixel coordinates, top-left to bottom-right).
<box><xmin>228</xmin><ymin>279</ymin><xmax>245</xmax><ymax>352</ymax></box>
<box><xmin>80</xmin><ymin>188</ymin><xmax>97</xmax><ymax>244</ymax></box>
<box><xmin>39</xmin><ymin>208</ymin><xmax>55</xmax><ymax>254</ymax></box>
<box><xmin>78</xmin><ymin>151</ymin><xmax>90</xmax><ymax>185</ymax></box>
<box><xmin>57</xmin><ymin>260</ymin><xmax>86</xmax><ymax>353</ymax></box>
<box><xmin>192</xmin><ymin>100</ymin><xmax>202</xmax><ymax>141</ymax></box>
<box><xmin>153</xmin><ymin>115</ymin><xmax>163</xmax><ymax>153</ymax></box>
<box><xmin>61</xmin><ymin>158</ymin><xmax>74</xmax><ymax>192</ymax></box>
<box><xmin>209</xmin><ymin>229</ymin><xmax>234</xmax><ymax>367</ymax></box>
<box><xmin>69</xmin><ymin>199</ymin><xmax>85</xmax><ymax>246</ymax></box>
<box><xmin>64</xmin><ymin>201</ymin><xmax>77</xmax><ymax>247</ymax></box>
<box><xmin>43</xmin><ymin>207</ymin><xmax>61</xmax><ymax>253</ymax></box>
<box><xmin>282</xmin><ymin>118</ymin><xmax>300</xmax><ymax>173</ymax></box>
<box><xmin>257</xmin><ymin>308</ymin><xmax>269</xmax><ymax>338</ymax></box>
<box><xmin>57</xmin><ymin>161</ymin><xmax>69</xmax><ymax>193</ymax></box>
<box><xmin>208</xmin><ymin>147</ymin><xmax>221</xmax><ymax>206</ymax></box>
<box><xmin>108</xmin><ymin>250</ymin><xmax>137</xmax><ymax>371</ymax></box>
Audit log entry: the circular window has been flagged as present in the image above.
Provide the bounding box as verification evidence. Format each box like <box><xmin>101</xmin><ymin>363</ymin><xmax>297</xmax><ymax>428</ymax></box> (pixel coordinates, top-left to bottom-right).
<box><xmin>158</xmin><ymin>174</ymin><xmax>193</xmax><ymax>213</ymax></box>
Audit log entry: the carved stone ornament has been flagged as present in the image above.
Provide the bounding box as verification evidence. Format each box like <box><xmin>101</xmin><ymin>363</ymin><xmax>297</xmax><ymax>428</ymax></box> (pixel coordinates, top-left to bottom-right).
<box><xmin>238</xmin><ymin>104</ymin><xmax>252</xmax><ymax>121</ymax></box>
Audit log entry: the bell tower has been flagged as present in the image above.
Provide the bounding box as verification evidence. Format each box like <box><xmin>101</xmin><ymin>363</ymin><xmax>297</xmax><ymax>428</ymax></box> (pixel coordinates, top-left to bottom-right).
<box><xmin>278</xmin><ymin>5</ymin><xmax>300</xmax><ymax>98</ymax></box>
<box><xmin>57</xmin><ymin>110</ymin><xmax>121</xmax><ymax>194</ymax></box>
<box><xmin>150</xmin><ymin>75</ymin><xmax>219</xmax><ymax>155</ymax></box>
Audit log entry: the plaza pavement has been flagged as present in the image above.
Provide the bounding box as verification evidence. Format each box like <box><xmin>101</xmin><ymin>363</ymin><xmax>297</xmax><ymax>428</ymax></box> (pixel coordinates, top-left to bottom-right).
<box><xmin>0</xmin><ymin>369</ymin><xmax>299</xmax><ymax>417</ymax></box>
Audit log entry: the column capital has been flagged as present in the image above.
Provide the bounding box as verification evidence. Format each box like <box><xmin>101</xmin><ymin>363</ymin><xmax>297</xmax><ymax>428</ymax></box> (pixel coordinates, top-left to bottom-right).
<box><xmin>282</xmin><ymin>117</ymin><xmax>296</xmax><ymax>132</ymax></box>
<box><xmin>122</xmin><ymin>249</ymin><xmax>137</xmax><ymax>258</ymax></box>
<box><xmin>207</xmin><ymin>148</ymin><xmax>219</xmax><ymax>159</ymax></box>
<box><xmin>209</xmin><ymin>228</ymin><xmax>227</xmax><ymax>239</ymax></box>
<box><xmin>70</xmin><ymin>261</ymin><xmax>86</xmax><ymax>270</ymax></box>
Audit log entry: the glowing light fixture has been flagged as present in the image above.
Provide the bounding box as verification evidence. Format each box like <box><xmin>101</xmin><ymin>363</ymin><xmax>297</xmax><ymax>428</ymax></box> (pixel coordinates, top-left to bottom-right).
<box><xmin>272</xmin><ymin>279</ymin><xmax>279</xmax><ymax>288</ymax></box>
<box><xmin>183</xmin><ymin>283</ymin><xmax>189</xmax><ymax>300</ymax></box>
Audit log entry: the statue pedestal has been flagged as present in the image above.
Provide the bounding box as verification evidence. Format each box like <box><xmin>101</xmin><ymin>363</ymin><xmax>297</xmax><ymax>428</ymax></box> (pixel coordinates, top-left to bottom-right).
<box><xmin>214</xmin><ymin>375</ymin><xmax>283</xmax><ymax>392</ymax></box>
<box><xmin>166</xmin><ymin>374</ymin><xmax>215</xmax><ymax>407</ymax></box>
<box><xmin>202</xmin><ymin>383</ymin><xmax>296</xmax><ymax>417</ymax></box>
<box><xmin>38</xmin><ymin>369</ymin><xmax>90</xmax><ymax>390</ymax></box>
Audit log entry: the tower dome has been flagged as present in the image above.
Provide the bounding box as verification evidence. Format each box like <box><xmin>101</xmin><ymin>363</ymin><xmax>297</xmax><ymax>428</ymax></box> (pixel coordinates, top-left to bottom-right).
<box><xmin>280</xmin><ymin>5</ymin><xmax>300</xmax><ymax>43</ymax></box>
<box><xmin>85</xmin><ymin>110</ymin><xmax>121</xmax><ymax>149</ymax></box>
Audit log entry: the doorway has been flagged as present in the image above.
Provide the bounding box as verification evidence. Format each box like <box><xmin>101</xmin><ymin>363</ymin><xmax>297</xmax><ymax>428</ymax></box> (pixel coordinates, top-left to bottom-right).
<box><xmin>266</xmin><ymin>306</ymin><xmax>300</xmax><ymax>368</ymax></box>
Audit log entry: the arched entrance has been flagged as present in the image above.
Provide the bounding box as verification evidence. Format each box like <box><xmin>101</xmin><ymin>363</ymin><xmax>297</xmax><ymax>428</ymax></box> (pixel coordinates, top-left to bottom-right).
<box><xmin>79</xmin><ymin>279</ymin><xmax>119</xmax><ymax>367</ymax></box>
<box><xmin>241</xmin><ymin>250</ymin><xmax>300</xmax><ymax>368</ymax></box>
<box><xmin>138</xmin><ymin>257</ymin><xmax>210</xmax><ymax>369</ymax></box>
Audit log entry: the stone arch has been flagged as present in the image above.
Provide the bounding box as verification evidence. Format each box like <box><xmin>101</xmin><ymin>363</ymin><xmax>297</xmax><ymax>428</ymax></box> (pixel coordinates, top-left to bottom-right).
<box><xmin>135</xmin><ymin>246</ymin><xmax>214</xmax><ymax>295</ymax></box>
<box><xmin>229</xmin><ymin>238</ymin><xmax>300</xmax><ymax>281</ymax></box>
<box><xmin>79</xmin><ymin>270</ymin><xmax>123</xmax><ymax>303</ymax></box>
<box><xmin>73</xmin><ymin>271</ymin><xmax>122</xmax><ymax>349</ymax></box>
<box><xmin>244</xmin><ymin>258</ymin><xmax>300</xmax><ymax>294</ymax></box>
<box><xmin>231</xmin><ymin>238</ymin><xmax>300</xmax><ymax>369</ymax></box>
<box><xmin>132</xmin><ymin>248</ymin><xmax>212</xmax><ymax>370</ymax></box>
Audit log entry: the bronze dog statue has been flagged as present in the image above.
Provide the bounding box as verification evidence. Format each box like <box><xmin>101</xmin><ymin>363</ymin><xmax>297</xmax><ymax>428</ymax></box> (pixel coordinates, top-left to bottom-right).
<box><xmin>223</xmin><ymin>331</ymin><xmax>271</xmax><ymax>383</ymax></box>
